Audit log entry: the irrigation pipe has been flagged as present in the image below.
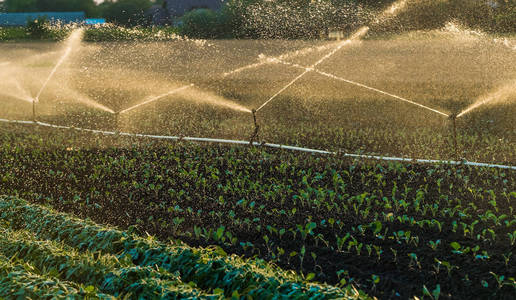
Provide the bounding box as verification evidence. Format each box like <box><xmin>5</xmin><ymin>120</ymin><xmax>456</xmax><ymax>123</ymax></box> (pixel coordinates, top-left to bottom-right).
<box><xmin>1</xmin><ymin>118</ymin><xmax>515</xmax><ymax>170</ymax></box>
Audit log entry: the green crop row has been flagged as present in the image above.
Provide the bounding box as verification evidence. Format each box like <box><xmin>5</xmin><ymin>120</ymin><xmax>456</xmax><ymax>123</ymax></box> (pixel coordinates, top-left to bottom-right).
<box><xmin>0</xmin><ymin>254</ymin><xmax>112</xmax><ymax>299</ymax></box>
<box><xmin>0</xmin><ymin>226</ymin><xmax>208</xmax><ymax>299</ymax></box>
<box><xmin>0</xmin><ymin>196</ymin><xmax>367</xmax><ymax>299</ymax></box>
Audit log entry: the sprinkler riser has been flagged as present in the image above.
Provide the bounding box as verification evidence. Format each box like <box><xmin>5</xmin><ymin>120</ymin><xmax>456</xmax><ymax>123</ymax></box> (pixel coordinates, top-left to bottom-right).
<box><xmin>32</xmin><ymin>99</ymin><xmax>36</xmax><ymax>122</ymax></box>
<box><xmin>249</xmin><ymin>109</ymin><xmax>260</xmax><ymax>145</ymax></box>
<box><xmin>449</xmin><ymin>114</ymin><xmax>459</xmax><ymax>160</ymax></box>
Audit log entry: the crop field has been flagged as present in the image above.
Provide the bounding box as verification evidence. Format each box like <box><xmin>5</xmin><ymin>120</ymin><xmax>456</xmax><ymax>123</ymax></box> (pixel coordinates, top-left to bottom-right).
<box><xmin>0</xmin><ymin>125</ymin><xmax>514</xmax><ymax>299</ymax></box>
<box><xmin>0</xmin><ymin>196</ymin><xmax>359</xmax><ymax>299</ymax></box>
<box><xmin>0</xmin><ymin>20</ymin><xmax>515</xmax><ymax>299</ymax></box>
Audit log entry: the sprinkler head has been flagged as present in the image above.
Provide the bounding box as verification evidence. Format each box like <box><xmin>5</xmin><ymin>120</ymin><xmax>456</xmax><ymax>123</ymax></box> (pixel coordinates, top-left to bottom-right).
<box><xmin>249</xmin><ymin>108</ymin><xmax>260</xmax><ymax>146</ymax></box>
<box><xmin>448</xmin><ymin>113</ymin><xmax>457</xmax><ymax>121</ymax></box>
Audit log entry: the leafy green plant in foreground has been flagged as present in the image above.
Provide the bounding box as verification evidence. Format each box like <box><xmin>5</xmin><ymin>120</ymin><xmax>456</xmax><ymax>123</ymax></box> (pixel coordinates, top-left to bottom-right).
<box><xmin>0</xmin><ymin>196</ymin><xmax>367</xmax><ymax>299</ymax></box>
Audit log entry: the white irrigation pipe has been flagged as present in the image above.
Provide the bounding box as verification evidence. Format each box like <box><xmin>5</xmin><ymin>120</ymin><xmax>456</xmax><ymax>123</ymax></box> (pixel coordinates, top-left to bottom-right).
<box><xmin>0</xmin><ymin>118</ymin><xmax>515</xmax><ymax>170</ymax></box>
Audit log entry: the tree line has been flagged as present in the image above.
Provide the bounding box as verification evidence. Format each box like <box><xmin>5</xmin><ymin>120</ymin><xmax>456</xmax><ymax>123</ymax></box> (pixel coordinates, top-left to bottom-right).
<box><xmin>0</xmin><ymin>0</ymin><xmax>154</xmax><ymax>25</ymax></box>
<box><xmin>1</xmin><ymin>0</ymin><xmax>514</xmax><ymax>37</ymax></box>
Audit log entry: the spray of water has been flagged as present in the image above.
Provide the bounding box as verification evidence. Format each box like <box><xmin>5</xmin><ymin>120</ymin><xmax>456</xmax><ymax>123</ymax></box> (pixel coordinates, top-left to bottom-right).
<box><xmin>75</xmin><ymin>97</ymin><xmax>115</xmax><ymax>114</ymax></box>
<box><xmin>119</xmin><ymin>84</ymin><xmax>194</xmax><ymax>114</ymax></box>
<box><xmin>180</xmin><ymin>87</ymin><xmax>252</xmax><ymax>113</ymax></box>
<box><xmin>0</xmin><ymin>50</ymin><xmax>65</xmax><ymax>105</ymax></box>
<box><xmin>271</xmin><ymin>58</ymin><xmax>449</xmax><ymax>117</ymax></box>
<box><xmin>442</xmin><ymin>21</ymin><xmax>484</xmax><ymax>38</ymax></box>
<box><xmin>60</xmin><ymin>86</ymin><xmax>115</xmax><ymax>114</ymax></box>
<box><xmin>440</xmin><ymin>21</ymin><xmax>516</xmax><ymax>52</ymax></box>
<box><xmin>0</xmin><ymin>76</ymin><xmax>33</xmax><ymax>104</ymax></box>
<box><xmin>494</xmin><ymin>38</ymin><xmax>516</xmax><ymax>51</ymax></box>
<box><xmin>373</xmin><ymin>0</ymin><xmax>408</xmax><ymax>24</ymax></box>
<box><xmin>256</xmin><ymin>32</ymin><xmax>370</xmax><ymax>112</ymax></box>
<box><xmin>255</xmin><ymin>0</ymin><xmax>412</xmax><ymax>112</ymax></box>
<box><xmin>14</xmin><ymin>50</ymin><xmax>62</xmax><ymax>67</ymax></box>
<box><xmin>0</xmin><ymin>92</ymin><xmax>33</xmax><ymax>104</ymax></box>
<box><xmin>255</xmin><ymin>70</ymin><xmax>310</xmax><ymax>112</ymax></box>
<box><xmin>315</xmin><ymin>26</ymin><xmax>369</xmax><ymax>66</ymax></box>
<box><xmin>222</xmin><ymin>41</ymin><xmax>341</xmax><ymax>78</ymax></box>
<box><xmin>35</xmin><ymin>29</ymin><xmax>84</xmax><ymax>102</ymax></box>
<box><xmin>256</xmin><ymin>27</ymin><xmax>370</xmax><ymax>112</ymax></box>
<box><xmin>457</xmin><ymin>80</ymin><xmax>516</xmax><ymax>118</ymax></box>
<box><xmin>14</xmin><ymin>81</ymin><xmax>34</xmax><ymax>103</ymax></box>
<box><xmin>225</xmin><ymin>0</ymin><xmax>410</xmax><ymax>81</ymax></box>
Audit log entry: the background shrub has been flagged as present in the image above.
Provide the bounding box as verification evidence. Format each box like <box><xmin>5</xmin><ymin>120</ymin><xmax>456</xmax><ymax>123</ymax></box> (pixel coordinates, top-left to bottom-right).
<box><xmin>26</xmin><ymin>16</ymin><xmax>51</xmax><ymax>39</ymax></box>
<box><xmin>180</xmin><ymin>8</ymin><xmax>233</xmax><ymax>39</ymax></box>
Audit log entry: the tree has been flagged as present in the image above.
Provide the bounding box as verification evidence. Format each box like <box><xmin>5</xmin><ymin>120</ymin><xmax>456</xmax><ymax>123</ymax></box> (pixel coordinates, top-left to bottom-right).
<box><xmin>4</xmin><ymin>0</ymin><xmax>38</xmax><ymax>12</ymax></box>
<box><xmin>224</xmin><ymin>0</ymin><xmax>364</xmax><ymax>39</ymax></box>
<box><xmin>4</xmin><ymin>0</ymin><xmax>98</xmax><ymax>17</ymax></box>
<box><xmin>101</xmin><ymin>0</ymin><xmax>152</xmax><ymax>26</ymax></box>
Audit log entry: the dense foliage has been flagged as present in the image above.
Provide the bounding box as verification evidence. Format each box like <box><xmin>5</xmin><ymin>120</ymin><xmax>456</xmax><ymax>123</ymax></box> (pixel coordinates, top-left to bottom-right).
<box><xmin>0</xmin><ymin>196</ymin><xmax>364</xmax><ymax>299</ymax></box>
<box><xmin>180</xmin><ymin>8</ymin><xmax>233</xmax><ymax>39</ymax></box>
<box><xmin>179</xmin><ymin>0</ymin><xmax>516</xmax><ymax>39</ymax></box>
<box><xmin>374</xmin><ymin>0</ymin><xmax>516</xmax><ymax>34</ymax></box>
<box><xmin>2</xmin><ymin>0</ymin><xmax>99</xmax><ymax>18</ymax></box>
<box><xmin>0</xmin><ymin>23</ymin><xmax>182</xmax><ymax>42</ymax></box>
<box><xmin>0</xmin><ymin>124</ymin><xmax>514</xmax><ymax>298</ymax></box>
<box><xmin>101</xmin><ymin>0</ymin><xmax>152</xmax><ymax>27</ymax></box>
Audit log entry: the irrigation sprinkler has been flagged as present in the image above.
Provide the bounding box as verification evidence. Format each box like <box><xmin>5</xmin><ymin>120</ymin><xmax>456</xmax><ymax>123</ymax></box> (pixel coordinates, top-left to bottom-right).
<box><xmin>32</xmin><ymin>98</ymin><xmax>37</xmax><ymax>122</ymax></box>
<box><xmin>249</xmin><ymin>109</ymin><xmax>260</xmax><ymax>145</ymax></box>
<box><xmin>449</xmin><ymin>113</ymin><xmax>459</xmax><ymax>160</ymax></box>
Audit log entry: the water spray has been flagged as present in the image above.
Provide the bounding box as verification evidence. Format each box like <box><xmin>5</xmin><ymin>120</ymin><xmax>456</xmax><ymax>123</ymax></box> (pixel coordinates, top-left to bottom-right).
<box><xmin>223</xmin><ymin>0</ymin><xmax>408</xmax><ymax>79</ymax></box>
<box><xmin>269</xmin><ymin>57</ymin><xmax>450</xmax><ymax>118</ymax></box>
<box><xmin>256</xmin><ymin>29</ymin><xmax>370</xmax><ymax>113</ymax></box>
<box><xmin>249</xmin><ymin>109</ymin><xmax>260</xmax><ymax>145</ymax></box>
<box><xmin>34</xmin><ymin>29</ymin><xmax>84</xmax><ymax>105</ymax></box>
<box><xmin>118</xmin><ymin>84</ymin><xmax>194</xmax><ymax>115</ymax></box>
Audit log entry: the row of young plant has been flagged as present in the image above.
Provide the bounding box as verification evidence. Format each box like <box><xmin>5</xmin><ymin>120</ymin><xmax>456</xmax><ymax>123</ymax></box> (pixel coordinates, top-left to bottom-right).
<box><xmin>0</xmin><ymin>253</ymin><xmax>114</xmax><ymax>299</ymax></box>
<box><xmin>0</xmin><ymin>196</ymin><xmax>366</xmax><ymax>299</ymax></box>
<box><xmin>0</xmin><ymin>226</ymin><xmax>206</xmax><ymax>299</ymax></box>
<box><xmin>0</xmin><ymin>126</ymin><xmax>513</xmax><ymax>299</ymax></box>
